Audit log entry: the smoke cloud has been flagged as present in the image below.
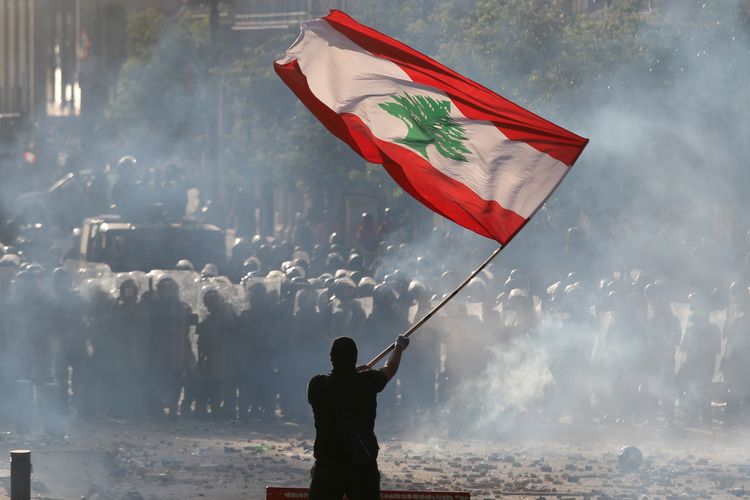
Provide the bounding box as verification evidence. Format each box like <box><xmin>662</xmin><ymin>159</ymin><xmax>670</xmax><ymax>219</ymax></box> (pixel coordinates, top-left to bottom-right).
<box><xmin>0</xmin><ymin>0</ymin><xmax>748</xmax><ymax>450</ymax></box>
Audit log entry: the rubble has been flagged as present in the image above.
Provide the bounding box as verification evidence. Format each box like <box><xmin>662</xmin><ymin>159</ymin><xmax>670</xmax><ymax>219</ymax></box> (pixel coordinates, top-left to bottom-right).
<box><xmin>0</xmin><ymin>418</ymin><xmax>747</xmax><ymax>499</ymax></box>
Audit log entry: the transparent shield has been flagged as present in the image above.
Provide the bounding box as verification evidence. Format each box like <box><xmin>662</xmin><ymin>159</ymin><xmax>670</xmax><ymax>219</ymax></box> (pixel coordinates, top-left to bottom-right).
<box><xmin>112</xmin><ymin>271</ymin><xmax>149</xmax><ymax>298</ymax></box>
<box><xmin>241</xmin><ymin>277</ymin><xmax>283</xmax><ymax>311</ymax></box>
<box><xmin>64</xmin><ymin>259</ymin><xmax>113</xmax><ymax>293</ymax></box>
<box><xmin>202</xmin><ymin>276</ymin><xmax>245</xmax><ymax>317</ymax></box>
<box><xmin>146</xmin><ymin>269</ymin><xmax>202</xmax><ymax>312</ymax></box>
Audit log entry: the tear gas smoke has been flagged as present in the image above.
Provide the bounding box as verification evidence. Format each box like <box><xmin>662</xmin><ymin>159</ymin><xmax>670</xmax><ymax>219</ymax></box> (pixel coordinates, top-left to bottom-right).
<box><xmin>0</xmin><ymin>1</ymin><xmax>748</xmax><ymax>443</ymax></box>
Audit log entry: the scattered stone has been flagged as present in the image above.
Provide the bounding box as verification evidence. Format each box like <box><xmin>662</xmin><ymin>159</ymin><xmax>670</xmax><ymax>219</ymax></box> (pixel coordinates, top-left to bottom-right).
<box><xmin>618</xmin><ymin>446</ymin><xmax>644</xmax><ymax>472</ymax></box>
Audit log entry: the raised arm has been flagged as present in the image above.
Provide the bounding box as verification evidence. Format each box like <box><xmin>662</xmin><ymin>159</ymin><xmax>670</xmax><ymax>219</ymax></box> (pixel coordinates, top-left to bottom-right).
<box><xmin>380</xmin><ymin>335</ymin><xmax>409</xmax><ymax>381</ymax></box>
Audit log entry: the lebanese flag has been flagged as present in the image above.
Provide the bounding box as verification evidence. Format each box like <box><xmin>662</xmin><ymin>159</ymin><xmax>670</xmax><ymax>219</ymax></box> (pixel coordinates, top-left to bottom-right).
<box><xmin>274</xmin><ymin>10</ymin><xmax>588</xmax><ymax>244</ymax></box>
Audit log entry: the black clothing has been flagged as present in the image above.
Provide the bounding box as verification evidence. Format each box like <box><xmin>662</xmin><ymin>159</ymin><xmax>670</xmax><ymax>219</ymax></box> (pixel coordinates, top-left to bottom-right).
<box><xmin>307</xmin><ymin>369</ymin><xmax>389</xmax><ymax>462</ymax></box>
<box><xmin>238</xmin><ymin>305</ymin><xmax>277</xmax><ymax>417</ymax></box>
<box><xmin>308</xmin><ymin>368</ymin><xmax>389</xmax><ymax>499</ymax></box>
<box><xmin>309</xmin><ymin>459</ymin><xmax>380</xmax><ymax>500</ymax></box>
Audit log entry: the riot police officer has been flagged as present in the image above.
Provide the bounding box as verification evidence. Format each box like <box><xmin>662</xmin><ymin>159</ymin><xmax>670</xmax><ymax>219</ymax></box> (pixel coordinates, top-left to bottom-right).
<box><xmin>196</xmin><ymin>287</ymin><xmax>237</xmax><ymax>418</ymax></box>
<box><xmin>147</xmin><ymin>277</ymin><xmax>197</xmax><ymax>417</ymax></box>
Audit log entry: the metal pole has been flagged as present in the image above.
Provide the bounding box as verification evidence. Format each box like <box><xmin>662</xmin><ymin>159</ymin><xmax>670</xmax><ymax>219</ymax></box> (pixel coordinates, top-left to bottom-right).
<box><xmin>366</xmin><ymin>245</ymin><xmax>503</xmax><ymax>368</ymax></box>
<box><xmin>10</xmin><ymin>449</ymin><xmax>31</xmax><ymax>500</ymax></box>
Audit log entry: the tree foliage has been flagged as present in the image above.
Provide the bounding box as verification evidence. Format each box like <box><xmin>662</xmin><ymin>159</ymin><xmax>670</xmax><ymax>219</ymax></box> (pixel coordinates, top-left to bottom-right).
<box><xmin>221</xmin><ymin>33</ymin><xmax>362</xmax><ymax>195</ymax></box>
<box><xmin>108</xmin><ymin>10</ymin><xmax>211</xmax><ymax>161</ymax></box>
<box><xmin>105</xmin><ymin>0</ymin><xmax>750</xmax><ymax>222</ymax></box>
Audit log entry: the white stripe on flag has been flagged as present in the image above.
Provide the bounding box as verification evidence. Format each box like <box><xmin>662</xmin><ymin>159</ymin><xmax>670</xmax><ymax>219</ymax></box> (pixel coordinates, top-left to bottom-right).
<box><xmin>280</xmin><ymin>19</ymin><xmax>569</xmax><ymax>219</ymax></box>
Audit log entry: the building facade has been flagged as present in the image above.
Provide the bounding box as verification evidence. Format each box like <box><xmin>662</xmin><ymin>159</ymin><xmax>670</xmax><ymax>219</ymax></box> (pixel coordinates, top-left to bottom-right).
<box><xmin>0</xmin><ymin>0</ymin><xmax>35</xmax><ymax>118</ymax></box>
<box><xmin>0</xmin><ymin>0</ymin><xmax>348</xmax><ymax>124</ymax></box>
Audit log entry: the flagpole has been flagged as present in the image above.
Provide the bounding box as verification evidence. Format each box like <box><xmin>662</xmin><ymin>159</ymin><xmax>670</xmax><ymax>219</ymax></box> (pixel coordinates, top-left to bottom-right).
<box><xmin>366</xmin><ymin>245</ymin><xmax>503</xmax><ymax>368</ymax></box>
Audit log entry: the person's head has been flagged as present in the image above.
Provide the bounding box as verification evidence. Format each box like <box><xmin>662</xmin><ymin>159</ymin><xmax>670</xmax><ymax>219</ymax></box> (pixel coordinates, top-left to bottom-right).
<box><xmin>231</xmin><ymin>238</ymin><xmax>251</xmax><ymax>262</ymax></box>
<box><xmin>330</xmin><ymin>336</ymin><xmax>358</xmax><ymax>372</ymax></box>
<box><xmin>373</xmin><ymin>283</ymin><xmax>399</xmax><ymax>314</ymax></box>
<box><xmin>329</xmin><ymin>232</ymin><xmax>342</xmax><ymax>246</ymax></box>
<box><xmin>156</xmin><ymin>276</ymin><xmax>179</xmax><ymax>301</ymax></box>
<box><xmin>333</xmin><ymin>277</ymin><xmax>356</xmax><ymax>301</ymax></box>
<box><xmin>119</xmin><ymin>279</ymin><xmax>139</xmax><ymax>303</ymax></box>
<box><xmin>361</xmin><ymin>212</ymin><xmax>373</xmax><ymax>227</ymax></box>
<box><xmin>466</xmin><ymin>277</ymin><xmax>486</xmax><ymax>304</ymax></box>
<box><xmin>326</xmin><ymin>252</ymin><xmax>344</xmax><ymax>272</ymax></box>
<box><xmin>347</xmin><ymin>253</ymin><xmax>363</xmax><ymax>272</ymax></box>
<box><xmin>408</xmin><ymin>280</ymin><xmax>429</xmax><ymax>307</ymax></box>
<box><xmin>644</xmin><ymin>280</ymin><xmax>667</xmax><ymax>308</ymax></box>
<box><xmin>116</xmin><ymin>155</ymin><xmax>139</xmax><ymax>178</ymax></box>
<box><xmin>286</xmin><ymin>265</ymin><xmax>305</xmax><ymax>280</ymax></box>
<box><xmin>203</xmin><ymin>287</ymin><xmax>222</xmax><ymax>314</ymax></box>
<box><xmin>201</xmin><ymin>263</ymin><xmax>219</xmax><ymax>280</ymax></box>
<box><xmin>245</xmin><ymin>281</ymin><xmax>267</xmax><ymax>308</ymax></box>
<box><xmin>175</xmin><ymin>259</ymin><xmax>194</xmax><ymax>271</ymax></box>
<box><xmin>344</xmin><ymin>269</ymin><xmax>358</xmax><ymax>284</ymax></box>
<box><xmin>243</xmin><ymin>257</ymin><xmax>260</xmax><ymax>275</ymax></box>
<box><xmin>357</xmin><ymin>276</ymin><xmax>376</xmax><ymax>296</ymax></box>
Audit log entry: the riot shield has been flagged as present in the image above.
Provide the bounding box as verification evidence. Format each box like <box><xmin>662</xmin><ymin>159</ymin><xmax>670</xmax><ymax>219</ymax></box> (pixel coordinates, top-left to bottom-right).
<box><xmin>112</xmin><ymin>271</ymin><xmax>149</xmax><ymax>298</ymax></box>
<box><xmin>63</xmin><ymin>259</ymin><xmax>113</xmax><ymax>294</ymax></box>
<box><xmin>356</xmin><ymin>296</ymin><xmax>373</xmax><ymax>318</ymax></box>
<box><xmin>264</xmin><ymin>274</ymin><xmax>284</xmax><ymax>304</ymax></box>
<box><xmin>293</xmin><ymin>288</ymin><xmax>318</xmax><ymax>316</ymax></box>
<box><xmin>146</xmin><ymin>270</ymin><xmax>202</xmax><ymax>313</ymax></box>
<box><xmin>241</xmin><ymin>276</ymin><xmax>283</xmax><ymax>311</ymax></box>
<box><xmin>291</xmin><ymin>250</ymin><xmax>310</xmax><ymax>264</ymax></box>
<box><xmin>147</xmin><ymin>269</ymin><xmax>202</xmax><ymax>359</ymax></box>
<box><xmin>78</xmin><ymin>277</ymin><xmax>117</xmax><ymax>304</ymax></box>
<box><xmin>201</xmin><ymin>276</ymin><xmax>245</xmax><ymax>318</ymax></box>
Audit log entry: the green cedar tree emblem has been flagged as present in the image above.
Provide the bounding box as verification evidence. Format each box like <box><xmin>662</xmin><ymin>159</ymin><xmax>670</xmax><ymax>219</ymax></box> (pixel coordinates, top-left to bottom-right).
<box><xmin>378</xmin><ymin>92</ymin><xmax>470</xmax><ymax>162</ymax></box>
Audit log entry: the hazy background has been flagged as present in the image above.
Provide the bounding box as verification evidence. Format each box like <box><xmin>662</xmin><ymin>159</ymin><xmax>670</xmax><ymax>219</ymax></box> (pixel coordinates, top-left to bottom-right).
<box><xmin>0</xmin><ymin>0</ymin><xmax>749</xmax><ymax>438</ymax></box>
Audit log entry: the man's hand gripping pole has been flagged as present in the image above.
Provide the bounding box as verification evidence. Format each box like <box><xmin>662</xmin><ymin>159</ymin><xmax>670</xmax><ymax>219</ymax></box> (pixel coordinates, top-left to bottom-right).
<box><xmin>366</xmin><ymin>246</ymin><xmax>503</xmax><ymax>368</ymax></box>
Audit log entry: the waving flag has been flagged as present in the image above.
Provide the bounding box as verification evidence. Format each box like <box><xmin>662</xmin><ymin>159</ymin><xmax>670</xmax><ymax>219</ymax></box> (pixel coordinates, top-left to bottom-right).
<box><xmin>274</xmin><ymin>10</ymin><xmax>588</xmax><ymax>244</ymax></box>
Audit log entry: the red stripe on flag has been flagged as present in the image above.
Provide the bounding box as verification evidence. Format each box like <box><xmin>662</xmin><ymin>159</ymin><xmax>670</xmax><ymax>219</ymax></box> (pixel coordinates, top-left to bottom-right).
<box><xmin>343</xmin><ymin>114</ymin><xmax>528</xmax><ymax>243</ymax></box>
<box><xmin>274</xmin><ymin>59</ymin><xmax>527</xmax><ymax>243</ymax></box>
<box><xmin>323</xmin><ymin>10</ymin><xmax>588</xmax><ymax>167</ymax></box>
<box><xmin>274</xmin><ymin>59</ymin><xmax>386</xmax><ymax>164</ymax></box>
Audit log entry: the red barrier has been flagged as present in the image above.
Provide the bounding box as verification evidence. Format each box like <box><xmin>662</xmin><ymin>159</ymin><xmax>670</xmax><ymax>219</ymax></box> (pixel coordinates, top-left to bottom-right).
<box><xmin>266</xmin><ymin>487</ymin><xmax>470</xmax><ymax>499</ymax></box>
